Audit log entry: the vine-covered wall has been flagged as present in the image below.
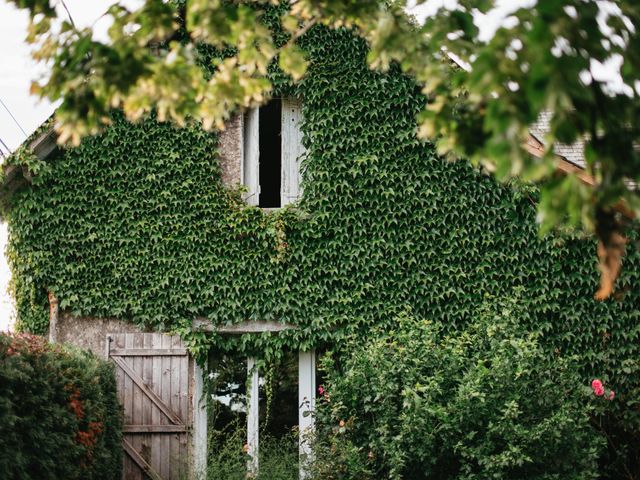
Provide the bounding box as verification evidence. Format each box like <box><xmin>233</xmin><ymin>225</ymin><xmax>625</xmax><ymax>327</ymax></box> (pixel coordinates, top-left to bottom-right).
<box><xmin>5</xmin><ymin>26</ymin><xmax>640</xmax><ymax>400</ymax></box>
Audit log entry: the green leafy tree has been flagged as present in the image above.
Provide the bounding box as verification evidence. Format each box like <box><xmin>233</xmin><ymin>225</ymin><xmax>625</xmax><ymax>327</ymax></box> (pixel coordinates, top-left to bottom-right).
<box><xmin>6</xmin><ymin>0</ymin><xmax>640</xmax><ymax>297</ymax></box>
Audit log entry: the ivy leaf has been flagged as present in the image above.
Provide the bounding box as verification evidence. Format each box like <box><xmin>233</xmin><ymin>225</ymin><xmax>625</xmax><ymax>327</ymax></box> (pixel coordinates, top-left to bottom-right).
<box><xmin>278</xmin><ymin>43</ymin><xmax>308</xmax><ymax>81</ymax></box>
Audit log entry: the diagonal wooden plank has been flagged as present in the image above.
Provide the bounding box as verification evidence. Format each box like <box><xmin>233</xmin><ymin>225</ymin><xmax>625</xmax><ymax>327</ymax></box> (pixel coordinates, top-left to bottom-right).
<box><xmin>123</xmin><ymin>438</ymin><xmax>164</xmax><ymax>480</ymax></box>
<box><xmin>111</xmin><ymin>356</ymin><xmax>183</xmax><ymax>425</ymax></box>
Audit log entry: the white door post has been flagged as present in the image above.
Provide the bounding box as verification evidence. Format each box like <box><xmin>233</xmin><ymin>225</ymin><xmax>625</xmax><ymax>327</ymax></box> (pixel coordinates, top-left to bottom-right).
<box><xmin>247</xmin><ymin>357</ymin><xmax>260</xmax><ymax>476</ymax></box>
<box><xmin>193</xmin><ymin>362</ymin><xmax>208</xmax><ymax>478</ymax></box>
<box><xmin>298</xmin><ymin>350</ymin><xmax>316</xmax><ymax>478</ymax></box>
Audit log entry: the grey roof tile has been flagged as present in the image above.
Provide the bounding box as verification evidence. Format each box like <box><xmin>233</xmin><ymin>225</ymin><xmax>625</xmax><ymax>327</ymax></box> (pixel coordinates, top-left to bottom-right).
<box><xmin>529</xmin><ymin>111</ymin><xmax>586</xmax><ymax>169</ymax></box>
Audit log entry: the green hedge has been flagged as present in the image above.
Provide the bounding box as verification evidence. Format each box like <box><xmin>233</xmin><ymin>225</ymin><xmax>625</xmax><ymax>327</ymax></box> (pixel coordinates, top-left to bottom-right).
<box><xmin>0</xmin><ymin>333</ymin><xmax>122</xmax><ymax>480</ymax></box>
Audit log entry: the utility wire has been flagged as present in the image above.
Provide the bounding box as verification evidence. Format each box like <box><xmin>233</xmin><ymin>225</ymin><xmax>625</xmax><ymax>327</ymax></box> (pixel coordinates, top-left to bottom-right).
<box><xmin>58</xmin><ymin>0</ymin><xmax>76</xmax><ymax>29</ymax></box>
<box><xmin>0</xmin><ymin>98</ymin><xmax>28</xmax><ymax>138</ymax></box>
<box><xmin>0</xmin><ymin>136</ymin><xmax>11</xmax><ymax>157</ymax></box>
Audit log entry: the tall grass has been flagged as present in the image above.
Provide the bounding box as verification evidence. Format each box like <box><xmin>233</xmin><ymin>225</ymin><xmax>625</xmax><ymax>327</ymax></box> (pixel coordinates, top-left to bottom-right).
<box><xmin>206</xmin><ymin>425</ymin><xmax>298</xmax><ymax>480</ymax></box>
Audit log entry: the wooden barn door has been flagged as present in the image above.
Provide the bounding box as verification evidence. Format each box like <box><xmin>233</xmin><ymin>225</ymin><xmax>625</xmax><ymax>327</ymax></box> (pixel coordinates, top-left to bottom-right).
<box><xmin>107</xmin><ymin>333</ymin><xmax>192</xmax><ymax>480</ymax></box>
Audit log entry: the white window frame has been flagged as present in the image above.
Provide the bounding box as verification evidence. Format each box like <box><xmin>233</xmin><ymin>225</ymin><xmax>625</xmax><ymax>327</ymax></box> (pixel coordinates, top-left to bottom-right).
<box><xmin>246</xmin><ymin>350</ymin><xmax>315</xmax><ymax>478</ymax></box>
<box><xmin>242</xmin><ymin>98</ymin><xmax>305</xmax><ymax>208</ymax></box>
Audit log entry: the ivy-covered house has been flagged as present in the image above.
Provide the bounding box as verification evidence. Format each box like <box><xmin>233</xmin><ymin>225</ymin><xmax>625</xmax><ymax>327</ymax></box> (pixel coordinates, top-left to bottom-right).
<box><xmin>2</xmin><ymin>25</ymin><xmax>640</xmax><ymax>480</ymax></box>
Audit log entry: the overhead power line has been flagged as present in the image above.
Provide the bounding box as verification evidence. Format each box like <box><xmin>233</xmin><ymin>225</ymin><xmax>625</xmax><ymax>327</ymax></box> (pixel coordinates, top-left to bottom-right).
<box><xmin>0</xmin><ymin>98</ymin><xmax>28</xmax><ymax>138</ymax></box>
<box><xmin>0</xmin><ymin>136</ymin><xmax>11</xmax><ymax>158</ymax></box>
<box><xmin>59</xmin><ymin>0</ymin><xmax>76</xmax><ymax>29</ymax></box>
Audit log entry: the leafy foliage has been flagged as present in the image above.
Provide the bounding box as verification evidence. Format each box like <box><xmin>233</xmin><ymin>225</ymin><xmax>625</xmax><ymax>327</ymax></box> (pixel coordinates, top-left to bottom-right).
<box><xmin>4</xmin><ymin>24</ymin><xmax>640</xmax><ymax>478</ymax></box>
<box><xmin>311</xmin><ymin>303</ymin><xmax>604</xmax><ymax>480</ymax></box>
<box><xmin>7</xmin><ymin>0</ymin><xmax>640</xmax><ymax>293</ymax></box>
<box><xmin>0</xmin><ymin>332</ymin><xmax>122</xmax><ymax>480</ymax></box>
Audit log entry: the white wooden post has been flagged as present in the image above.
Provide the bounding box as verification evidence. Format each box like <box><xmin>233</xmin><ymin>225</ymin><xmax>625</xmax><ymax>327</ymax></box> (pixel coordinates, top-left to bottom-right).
<box><xmin>298</xmin><ymin>349</ymin><xmax>316</xmax><ymax>478</ymax></box>
<box><xmin>193</xmin><ymin>362</ymin><xmax>208</xmax><ymax>479</ymax></box>
<box><xmin>247</xmin><ymin>357</ymin><xmax>260</xmax><ymax>476</ymax></box>
<box><xmin>281</xmin><ymin>98</ymin><xmax>305</xmax><ymax>206</ymax></box>
<box><xmin>243</xmin><ymin>108</ymin><xmax>260</xmax><ymax>205</ymax></box>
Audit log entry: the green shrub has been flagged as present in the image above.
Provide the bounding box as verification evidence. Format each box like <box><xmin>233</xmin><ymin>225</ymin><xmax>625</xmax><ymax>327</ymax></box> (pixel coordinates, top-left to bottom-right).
<box><xmin>0</xmin><ymin>332</ymin><xmax>122</xmax><ymax>480</ymax></box>
<box><xmin>311</xmin><ymin>302</ymin><xmax>605</xmax><ymax>480</ymax></box>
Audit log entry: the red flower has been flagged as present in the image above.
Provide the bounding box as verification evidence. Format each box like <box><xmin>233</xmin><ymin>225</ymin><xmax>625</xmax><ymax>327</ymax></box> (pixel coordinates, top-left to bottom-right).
<box><xmin>591</xmin><ymin>379</ymin><xmax>606</xmax><ymax>396</ymax></box>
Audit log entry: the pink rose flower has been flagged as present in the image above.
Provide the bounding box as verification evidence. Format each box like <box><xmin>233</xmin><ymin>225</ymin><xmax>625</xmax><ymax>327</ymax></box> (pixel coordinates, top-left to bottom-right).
<box><xmin>608</xmin><ymin>390</ymin><xmax>615</xmax><ymax>401</ymax></box>
<box><xmin>592</xmin><ymin>379</ymin><xmax>606</xmax><ymax>396</ymax></box>
<box><xmin>318</xmin><ymin>386</ymin><xmax>325</xmax><ymax>395</ymax></box>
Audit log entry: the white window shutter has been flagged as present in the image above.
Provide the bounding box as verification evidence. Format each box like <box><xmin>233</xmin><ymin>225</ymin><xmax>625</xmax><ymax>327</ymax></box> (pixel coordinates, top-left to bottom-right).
<box><xmin>281</xmin><ymin>98</ymin><xmax>305</xmax><ymax>206</ymax></box>
<box><xmin>243</xmin><ymin>107</ymin><xmax>260</xmax><ymax>206</ymax></box>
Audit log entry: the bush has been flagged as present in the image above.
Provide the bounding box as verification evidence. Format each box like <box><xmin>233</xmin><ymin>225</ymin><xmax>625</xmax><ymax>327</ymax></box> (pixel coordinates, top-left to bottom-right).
<box><xmin>0</xmin><ymin>332</ymin><xmax>122</xmax><ymax>480</ymax></box>
<box><xmin>311</xmin><ymin>303</ymin><xmax>605</xmax><ymax>480</ymax></box>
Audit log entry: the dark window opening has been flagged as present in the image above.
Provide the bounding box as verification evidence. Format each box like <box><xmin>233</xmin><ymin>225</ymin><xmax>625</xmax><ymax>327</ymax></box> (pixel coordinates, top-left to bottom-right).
<box><xmin>259</xmin><ymin>99</ymin><xmax>282</xmax><ymax>208</ymax></box>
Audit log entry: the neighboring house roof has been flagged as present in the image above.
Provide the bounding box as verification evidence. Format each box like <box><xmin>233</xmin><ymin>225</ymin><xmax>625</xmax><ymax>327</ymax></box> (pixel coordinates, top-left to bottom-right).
<box><xmin>529</xmin><ymin>110</ymin><xmax>587</xmax><ymax>169</ymax></box>
<box><xmin>445</xmin><ymin>53</ymin><xmax>589</xmax><ymax>171</ymax></box>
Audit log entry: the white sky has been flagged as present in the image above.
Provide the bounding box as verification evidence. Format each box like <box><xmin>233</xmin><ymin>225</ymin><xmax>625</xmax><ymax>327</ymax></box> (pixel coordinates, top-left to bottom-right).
<box><xmin>0</xmin><ymin>0</ymin><xmax>631</xmax><ymax>331</ymax></box>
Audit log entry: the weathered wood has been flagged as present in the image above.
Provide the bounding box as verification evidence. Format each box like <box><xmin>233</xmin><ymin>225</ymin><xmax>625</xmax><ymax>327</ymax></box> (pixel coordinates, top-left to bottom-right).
<box><xmin>109</xmin><ymin>348</ymin><xmax>188</xmax><ymax>356</ymax></box>
<box><xmin>123</xmin><ymin>439</ymin><xmax>164</xmax><ymax>480</ymax></box>
<box><xmin>132</xmin><ymin>334</ymin><xmax>144</xmax><ymax>480</ymax></box>
<box><xmin>31</xmin><ymin>128</ymin><xmax>58</xmax><ymax>161</ymax></box>
<box><xmin>193</xmin><ymin>362</ymin><xmax>207</xmax><ymax>477</ymax></box>
<box><xmin>160</xmin><ymin>335</ymin><xmax>171</xmax><ymax>478</ymax></box>
<box><xmin>247</xmin><ymin>357</ymin><xmax>260</xmax><ymax>475</ymax></box>
<box><xmin>142</xmin><ymin>334</ymin><xmax>154</xmax><ymax>478</ymax></box>
<box><xmin>281</xmin><ymin>97</ymin><xmax>305</xmax><ymax>206</ymax></box>
<box><xmin>180</xmin><ymin>337</ymin><xmax>190</xmax><ymax>479</ymax></box>
<box><xmin>243</xmin><ymin>107</ymin><xmax>260</xmax><ymax>205</ymax></box>
<box><xmin>193</xmin><ymin>318</ymin><xmax>296</xmax><ymax>333</ymax></box>
<box><xmin>124</xmin><ymin>424</ymin><xmax>188</xmax><ymax>433</ymax></box>
<box><xmin>150</xmin><ymin>334</ymin><xmax>162</xmax><ymax>477</ymax></box>
<box><xmin>122</xmin><ymin>335</ymin><xmax>134</xmax><ymax>480</ymax></box>
<box><xmin>109</xmin><ymin>333</ymin><xmax>192</xmax><ymax>480</ymax></box>
<box><xmin>169</xmin><ymin>335</ymin><xmax>181</xmax><ymax>478</ymax></box>
<box><xmin>299</xmin><ymin>350</ymin><xmax>316</xmax><ymax>478</ymax></box>
<box><xmin>111</xmin><ymin>356</ymin><xmax>184</xmax><ymax>425</ymax></box>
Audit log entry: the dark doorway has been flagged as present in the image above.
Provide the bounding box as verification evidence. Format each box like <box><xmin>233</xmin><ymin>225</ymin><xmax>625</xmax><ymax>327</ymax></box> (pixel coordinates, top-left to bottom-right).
<box><xmin>259</xmin><ymin>99</ymin><xmax>282</xmax><ymax>208</ymax></box>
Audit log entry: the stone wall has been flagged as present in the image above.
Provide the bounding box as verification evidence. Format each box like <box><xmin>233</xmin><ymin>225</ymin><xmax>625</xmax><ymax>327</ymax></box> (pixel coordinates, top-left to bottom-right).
<box><xmin>55</xmin><ymin>312</ymin><xmax>147</xmax><ymax>358</ymax></box>
<box><xmin>218</xmin><ymin>113</ymin><xmax>243</xmax><ymax>187</ymax></box>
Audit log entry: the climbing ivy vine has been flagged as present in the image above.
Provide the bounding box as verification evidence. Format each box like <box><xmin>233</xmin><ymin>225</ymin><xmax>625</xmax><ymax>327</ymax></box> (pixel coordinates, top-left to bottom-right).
<box><xmin>3</xmin><ymin>23</ymin><xmax>640</xmax><ymax>476</ymax></box>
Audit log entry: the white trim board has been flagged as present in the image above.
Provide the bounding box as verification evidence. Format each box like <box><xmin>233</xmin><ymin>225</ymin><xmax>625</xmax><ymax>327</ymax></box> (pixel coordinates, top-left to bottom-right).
<box><xmin>193</xmin><ymin>318</ymin><xmax>296</xmax><ymax>334</ymax></box>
